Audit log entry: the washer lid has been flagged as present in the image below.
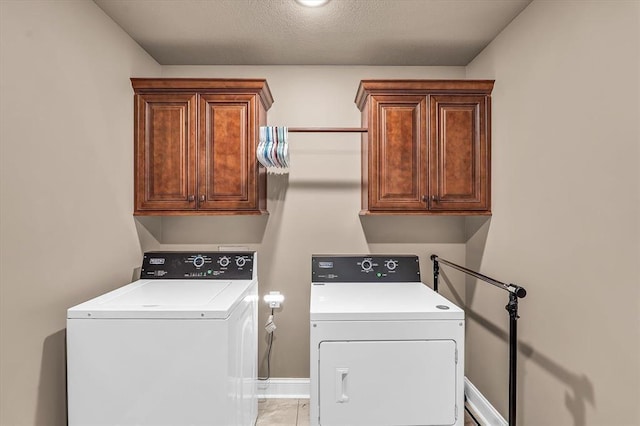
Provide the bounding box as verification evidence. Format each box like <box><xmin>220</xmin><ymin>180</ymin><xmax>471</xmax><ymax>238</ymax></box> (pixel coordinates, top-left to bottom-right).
<box><xmin>310</xmin><ymin>282</ymin><xmax>464</xmax><ymax>321</ymax></box>
<box><xmin>67</xmin><ymin>279</ymin><xmax>255</xmax><ymax>319</ymax></box>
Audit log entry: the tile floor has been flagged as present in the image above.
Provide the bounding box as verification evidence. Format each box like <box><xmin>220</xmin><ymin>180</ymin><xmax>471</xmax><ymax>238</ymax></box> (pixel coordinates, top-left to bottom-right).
<box><xmin>257</xmin><ymin>398</ymin><xmax>309</xmax><ymax>426</ymax></box>
<box><xmin>256</xmin><ymin>398</ymin><xmax>478</xmax><ymax>425</ymax></box>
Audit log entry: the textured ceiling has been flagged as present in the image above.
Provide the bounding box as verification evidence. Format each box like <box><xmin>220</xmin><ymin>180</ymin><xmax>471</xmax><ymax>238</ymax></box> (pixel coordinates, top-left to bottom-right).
<box><xmin>94</xmin><ymin>0</ymin><xmax>532</xmax><ymax>66</ymax></box>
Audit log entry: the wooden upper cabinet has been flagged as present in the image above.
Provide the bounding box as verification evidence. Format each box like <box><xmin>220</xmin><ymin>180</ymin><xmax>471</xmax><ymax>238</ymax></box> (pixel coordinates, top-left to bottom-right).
<box><xmin>356</xmin><ymin>80</ymin><xmax>493</xmax><ymax>215</ymax></box>
<box><xmin>132</xmin><ymin>79</ymin><xmax>273</xmax><ymax>215</ymax></box>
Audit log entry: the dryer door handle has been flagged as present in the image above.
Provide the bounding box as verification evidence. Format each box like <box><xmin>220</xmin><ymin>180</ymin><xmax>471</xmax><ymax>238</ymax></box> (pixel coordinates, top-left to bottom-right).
<box><xmin>336</xmin><ymin>368</ymin><xmax>349</xmax><ymax>403</ymax></box>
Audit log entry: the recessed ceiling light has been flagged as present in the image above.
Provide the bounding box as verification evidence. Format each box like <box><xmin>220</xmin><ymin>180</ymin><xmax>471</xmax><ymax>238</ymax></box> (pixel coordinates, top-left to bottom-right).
<box><xmin>295</xmin><ymin>0</ymin><xmax>330</xmax><ymax>7</ymax></box>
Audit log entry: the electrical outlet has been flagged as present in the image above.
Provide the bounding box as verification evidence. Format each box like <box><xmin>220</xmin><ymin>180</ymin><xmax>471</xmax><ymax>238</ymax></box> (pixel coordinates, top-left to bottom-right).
<box><xmin>263</xmin><ymin>291</ymin><xmax>284</xmax><ymax>309</ymax></box>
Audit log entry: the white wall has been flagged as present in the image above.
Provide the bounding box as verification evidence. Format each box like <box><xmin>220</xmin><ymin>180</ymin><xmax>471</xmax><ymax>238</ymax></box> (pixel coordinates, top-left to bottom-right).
<box><xmin>0</xmin><ymin>1</ymin><xmax>160</xmax><ymax>424</ymax></box>
<box><xmin>465</xmin><ymin>1</ymin><xmax>640</xmax><ymax>425</ymax></box>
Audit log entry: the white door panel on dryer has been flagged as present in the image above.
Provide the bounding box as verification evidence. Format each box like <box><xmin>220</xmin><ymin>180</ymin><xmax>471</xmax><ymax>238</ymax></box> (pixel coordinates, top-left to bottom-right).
<box><xmin>318</xmin><ymin>340</ymin><xmax>457</xmax><ymax>426</ymax></box>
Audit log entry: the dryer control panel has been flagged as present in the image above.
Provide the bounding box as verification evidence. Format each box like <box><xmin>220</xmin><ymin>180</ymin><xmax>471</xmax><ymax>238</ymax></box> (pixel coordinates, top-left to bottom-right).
<box><xmin>141</xmin><ymin>251</ymin><xmax>254</xmax><ymax>279</ymax></box>
<box><xmin>312</xmin><ymin>255</ymin><xmax>420</xmax><ymax>283</ymax></box>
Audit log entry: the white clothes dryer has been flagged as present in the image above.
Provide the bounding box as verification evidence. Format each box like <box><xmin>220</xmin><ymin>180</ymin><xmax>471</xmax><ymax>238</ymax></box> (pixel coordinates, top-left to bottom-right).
<box><xmin>310</xmin><ymin>255</ymin><xmax>465</xmax><ymax>426</ymax></box>
<box><xmin>67</xmin><ymin>251</ymin><xmax>258</xmax><ymax>426</ymax></box>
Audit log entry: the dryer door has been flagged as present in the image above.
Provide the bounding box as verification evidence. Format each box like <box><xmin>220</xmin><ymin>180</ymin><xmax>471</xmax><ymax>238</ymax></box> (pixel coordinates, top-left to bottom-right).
<box><xmin>318</xmin><ymin>340</ymin><xmax>457</xmax><ymax>426</ymax></box>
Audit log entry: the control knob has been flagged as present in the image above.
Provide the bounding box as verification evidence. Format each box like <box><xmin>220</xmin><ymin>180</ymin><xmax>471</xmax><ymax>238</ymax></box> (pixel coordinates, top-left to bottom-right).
<box><xmin>235</xmin><ymin>256</ymin><xmax>246</xmax><ymax>268</ymax></box>
<box><xmin>361</xmin><ymin>259</ymin><xmax>373</xmax><ymax>272</ymax></box>
<box><xmin>218</xmin><ymin>256</ymin><xmax>230</xmax><ymax>268</ymax></box>
<box><xmin>385</xmin><ymin>260</ymin><xmax>398</xmax><ymax>271</ymax></box>
<box><xmin>193</xmin><ymin>255</ymin><xmax>205</xmax><ymax>268</ymax></box>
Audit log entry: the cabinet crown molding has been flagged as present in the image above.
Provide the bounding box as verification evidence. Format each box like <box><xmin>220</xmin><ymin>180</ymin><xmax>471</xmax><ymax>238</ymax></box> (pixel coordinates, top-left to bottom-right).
<box><xmin>355</xmin><ymin>79</ymin><xmax>494</xmax><ymax>110</ymax></box>
<box><xmin>131</xmin><ymin>78</ymin><xmax>274</xmax><ymax>110</ymax></box>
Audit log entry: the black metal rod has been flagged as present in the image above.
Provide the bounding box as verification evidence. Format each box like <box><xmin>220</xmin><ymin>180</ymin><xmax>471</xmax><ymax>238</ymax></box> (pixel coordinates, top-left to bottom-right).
<box><xmin>507</xmin><ymin>292</ymin><xmax>519</xmax><ymax>426</ymax></box>
<box><xmin>510</xmin><ymin>315</ymin><xmax>518</xmax><ymax>425</ymax></box>
<box><xmin>429</xmin><ymin>255</ymin><xmax>526</xmax><ymax>298</ymax></box>
<box><xmin>431</xmin><ymin>254</ymin><xmax>525</xmax><ymax>426</ymax></box>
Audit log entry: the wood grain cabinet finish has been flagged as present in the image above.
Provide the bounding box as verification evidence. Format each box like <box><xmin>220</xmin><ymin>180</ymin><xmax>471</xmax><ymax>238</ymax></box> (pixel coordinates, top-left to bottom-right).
<box><xmin>356</xmin><ymin>80</ymin><xmax>494</xmax><ymax>215</ymax></box>
<box><xmin>132</xmin><ymin>79</ymin><xmax>273</xmax><ymax>215</ymax></box>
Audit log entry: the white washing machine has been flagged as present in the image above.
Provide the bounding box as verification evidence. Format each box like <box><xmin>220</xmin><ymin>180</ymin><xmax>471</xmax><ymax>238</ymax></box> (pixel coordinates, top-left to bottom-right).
<box><xmin>67</xmin><ymin>251</ymin><xmax>258</xmax><ymax>426</ymax></box>
<box><xmin>310</xmin><ymin>255</ymin><xmax>465</xmax><ymax>426</ymax></box>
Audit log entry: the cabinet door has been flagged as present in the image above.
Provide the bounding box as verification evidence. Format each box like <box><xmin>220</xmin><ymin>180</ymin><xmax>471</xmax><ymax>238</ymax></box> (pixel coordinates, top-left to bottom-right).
<box><xmin>135</xmin><ymin>93</ymin><xmax>197</xmax><ymax>212</ymax></box>
<box><xmin>368</xmin><ymin>95</ymin><xmax>427</xmax><ymax>211</ymax></box>
<box><xmin>198</xmin><ymin>94</ymin><xmax>258</xmax><ymax>211</ymax></box>
<box><xmin>429</xmin><ymin>95</ymin><xmax>490</xmax><ymax>211</ymax></box>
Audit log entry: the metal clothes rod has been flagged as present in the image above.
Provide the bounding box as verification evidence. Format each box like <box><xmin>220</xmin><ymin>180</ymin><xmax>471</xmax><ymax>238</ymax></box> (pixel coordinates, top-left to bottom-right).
<box><xmin>287</xmin><ymin>127</ymin><xmax>368</xmax><ymax>133</ymax></box>
<box><xmin>430</xmin><ymin>254</ymin><xmax>527</xmax><ymax>426</ymax></box>
<box><xmin>430</xmin><ymin>255</ymin><xmax>526</xmax><ymax>298</ymax></box>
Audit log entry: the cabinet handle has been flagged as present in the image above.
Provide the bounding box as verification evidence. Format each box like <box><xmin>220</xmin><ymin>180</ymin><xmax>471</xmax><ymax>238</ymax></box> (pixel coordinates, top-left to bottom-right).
<box><xmin>422</xmin><ymin>195</ymin><xmax>440</xmax><ymax>202</ymax></box>
<box><xmin>188</xmin><ymin>195</ymin><xmax>195</xmax><ymax>202</ymax></box>
<box><xmin>199</xmin><ymin>195</ymin><xmax>206</xmax><ymax>202</ymax></box>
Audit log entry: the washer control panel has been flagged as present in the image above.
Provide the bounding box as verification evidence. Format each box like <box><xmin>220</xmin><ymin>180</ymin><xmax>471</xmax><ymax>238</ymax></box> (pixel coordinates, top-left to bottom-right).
<box><xmin>312</xmin><ymin>255</ymin><xmax>420</xmax><ymax>283</ymax></box>
<box><xmin>141</xmin><ymin>251</ymin><xmax>254</xmax><ymax>279</ymax></box>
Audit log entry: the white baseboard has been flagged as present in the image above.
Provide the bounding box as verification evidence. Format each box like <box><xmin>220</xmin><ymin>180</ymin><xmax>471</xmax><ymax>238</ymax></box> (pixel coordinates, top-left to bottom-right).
<box><xmin>257</xmin><ymin>378</ymin><xmax>310</xmax><ymax>399</ymax></box>
<box><xmin>465</xmin><ymin>377</ymin><xmax>507</xmax><ymax>426</ymax></box>
<box><xmin>256</xmin><ymin>376</ymin><xmax>504</xmax><ymax>423</ymax></box>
